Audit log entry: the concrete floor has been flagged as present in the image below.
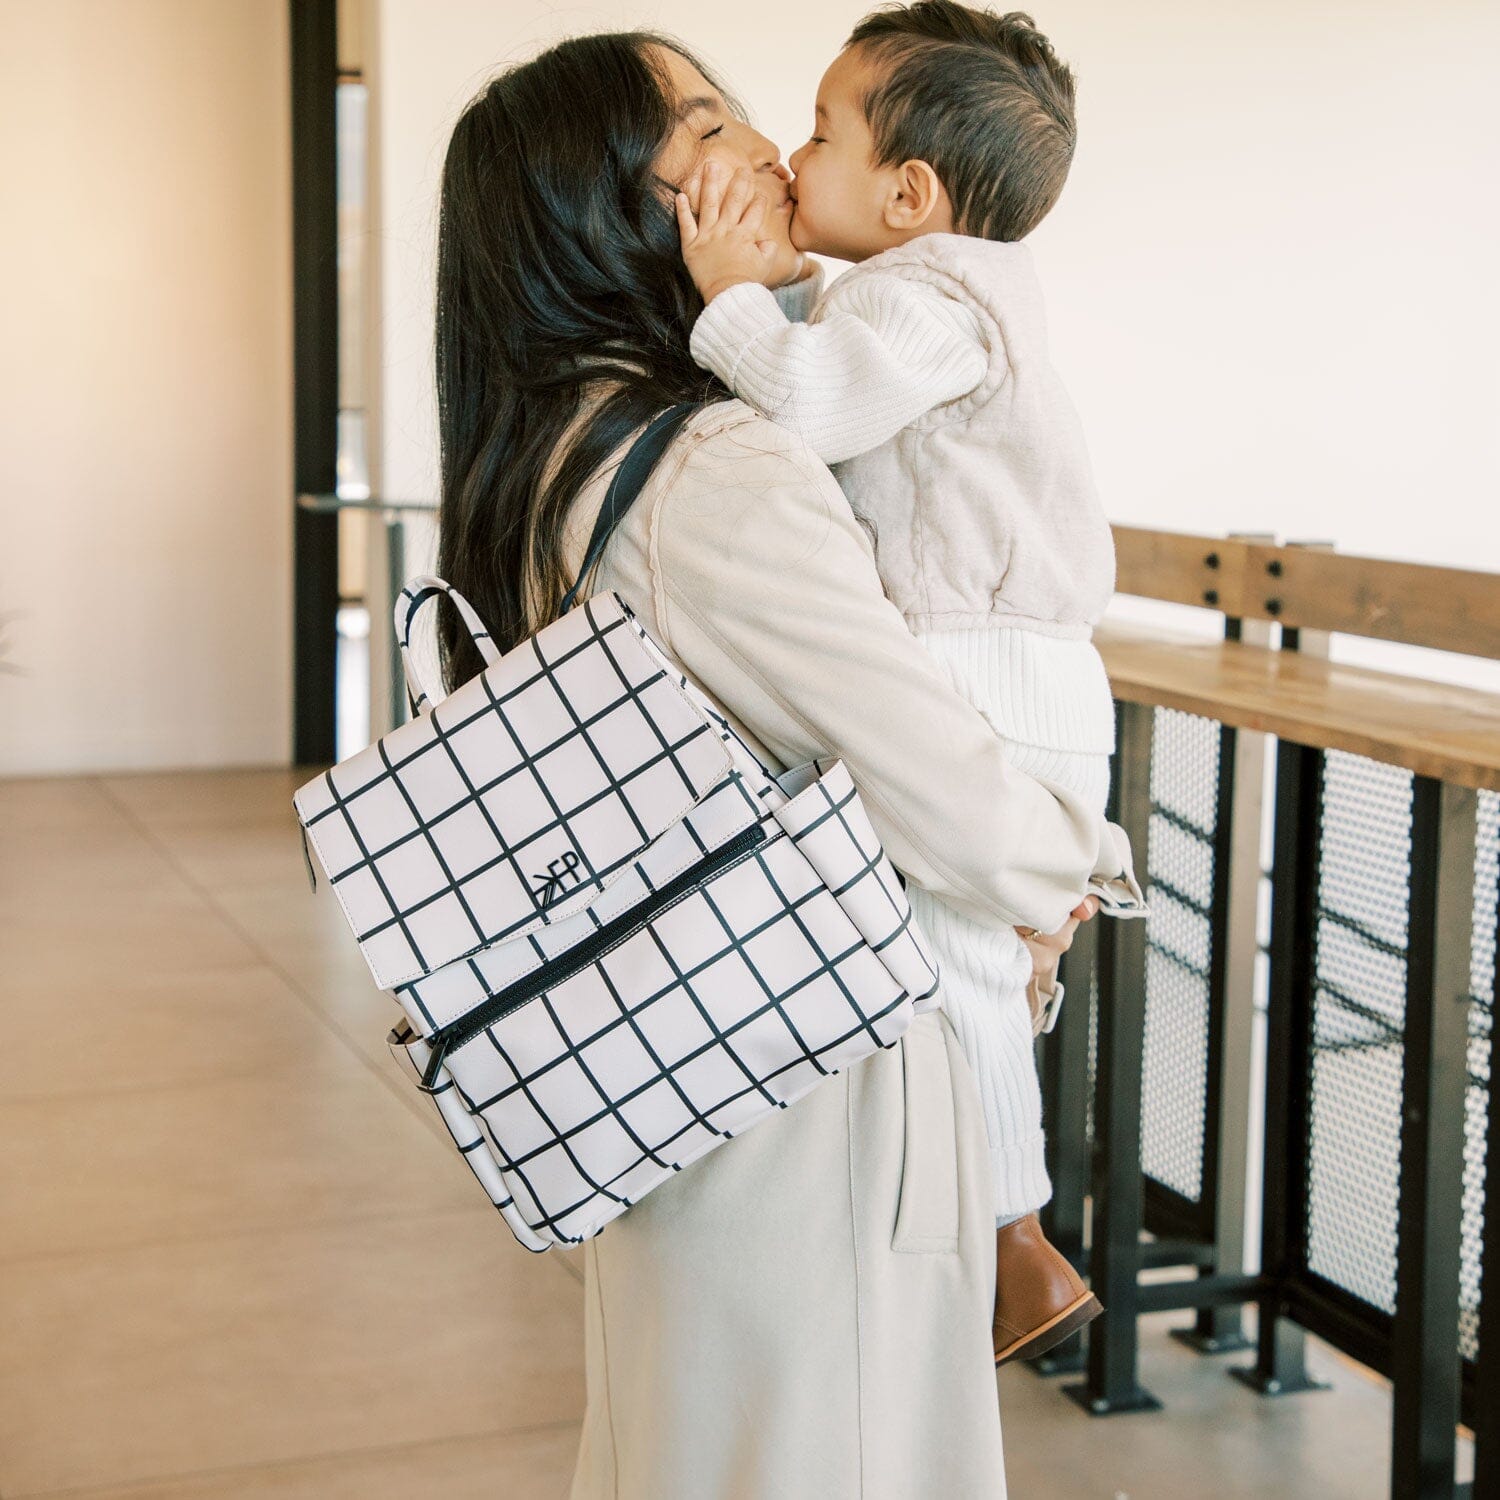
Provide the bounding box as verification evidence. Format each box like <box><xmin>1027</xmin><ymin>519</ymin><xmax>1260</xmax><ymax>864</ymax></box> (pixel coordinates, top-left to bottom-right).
<box><xmin>0</xmin><ymin>768</ymin><xmax>1462</xmax><ymax>1498</ymax></box>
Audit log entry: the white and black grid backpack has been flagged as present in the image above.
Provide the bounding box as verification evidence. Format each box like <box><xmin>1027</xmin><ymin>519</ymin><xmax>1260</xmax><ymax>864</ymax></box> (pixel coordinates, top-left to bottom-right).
<box><xmin>292</xmin><ymin>404</ymin><xmax>941</xmax><ymax>1252</ymax></box>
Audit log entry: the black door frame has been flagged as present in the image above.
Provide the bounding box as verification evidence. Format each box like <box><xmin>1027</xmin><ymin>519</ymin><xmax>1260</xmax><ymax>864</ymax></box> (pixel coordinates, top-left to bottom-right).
<box><xmin>289</xmin><ymin>0</ymin><xmax>339</xmax><ymax>766</ymax></box>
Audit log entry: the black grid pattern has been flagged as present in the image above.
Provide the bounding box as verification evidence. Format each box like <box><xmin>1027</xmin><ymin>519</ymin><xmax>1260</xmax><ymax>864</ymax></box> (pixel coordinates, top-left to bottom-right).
<box><xmin>1139</xmin><ymin>708</ymin><xmax>1223</xmax><ymax>1205</ymax></box>
<box><xmin>299</xmin><ymin>579</ymin><xmax>939</xmax><ymax>1253</ymax></box>
<box><xmin>1305</xmin><ymin>751</ymin><xmax>1414</xmax><ymax>1314</ymax></box>
<box><xmin>1462</xmin><ymin>789</ymin><xmax>1498</xmax><ymax>1363</ymax></box>
<box><xmin>388</xmin><ymin>764</ymin><xmax>938</xmax><ymax>1250</ymax></box>
<box><xmin>1085</xmin><ymin>961</ymin><xmax>1099</xmax><ymax>1148</ymax></box>
<box><xmin>396</xmin><ymin>772</ymin><xmax>765</xmax><ymax>1039</ymax></box>
<box><xmin>388</xmin><ymin>600</ymin><xmax>794</xmax><ymax>1040</ymax></box>
<box><xmin>295</xmin><ymin>595</ymin><xmax>731</xmax><ymax>989</ymax></box>
<box><xmin>774</xmin><ymin>761</ymin><xmax>938</xmax><ymax>1005</ymax></box>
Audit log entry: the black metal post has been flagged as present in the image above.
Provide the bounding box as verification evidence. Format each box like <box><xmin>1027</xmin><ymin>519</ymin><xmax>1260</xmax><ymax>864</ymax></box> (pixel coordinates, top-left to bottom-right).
<box><xmin>1030</xmin><ymin>920</ymin><xmax>1097</xmax><ymax>1377</ymax></box>
<box><xmin>1196</xmin><ymin>647</ymin><xmax>1243</xmax><ymax>1262</ymax></box>
<box><xmin>1233</xmin><ymin>738</ymin><xmax>1328</xmax><ymax>1396</ymax></box>
<box><xmin>1040</xmin><ymin>921</ymin><xmax>1095</xmax><ymax>1261</ymax></box>
<box><xmin>290</xmin><ymin>0</ymin><xmax>340</xmax><ymax>765</ymax></box>
<box><xmin>1390</xmin><ymin>778</ymin><xmax>1473</xmax><ymax>1500</ymax></box>
<box><xmin>1473</xmin><ymin>1027</ymin><xmax>1500</xmax><ymax>1500</ymax></box>
<box><xmin>1066</xmin><ymin>700</ymin><xmax>1161</xmax><ymax>1414</ymax></box>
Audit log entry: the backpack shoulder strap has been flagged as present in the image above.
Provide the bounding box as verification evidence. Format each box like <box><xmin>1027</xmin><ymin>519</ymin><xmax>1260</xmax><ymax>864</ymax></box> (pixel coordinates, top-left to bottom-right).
<box><xmin>557</xmin><ymin>402</ymin><xmax>700</xmax><ymax>619</ymax></box>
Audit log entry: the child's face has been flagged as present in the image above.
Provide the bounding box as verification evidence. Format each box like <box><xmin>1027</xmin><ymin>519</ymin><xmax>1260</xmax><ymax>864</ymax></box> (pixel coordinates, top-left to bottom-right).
<box><xmin>787</xmin><ymin>48</ymin><xmax>898</xmax><ymax>263</ymax></box>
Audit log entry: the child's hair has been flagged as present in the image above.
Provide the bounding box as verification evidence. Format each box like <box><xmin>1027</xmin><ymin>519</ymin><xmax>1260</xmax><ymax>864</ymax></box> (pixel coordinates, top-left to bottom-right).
<box><xmin>845</xmin><ymin>2</ymin><xmax>1076</xmax><ymax>241</ymax></box>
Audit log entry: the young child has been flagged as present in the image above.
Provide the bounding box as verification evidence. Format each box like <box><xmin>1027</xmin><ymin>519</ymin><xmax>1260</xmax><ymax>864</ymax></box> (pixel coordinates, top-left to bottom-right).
<box><xmin>675</xmin><ymin>2</ymin><xmax>1143</xmax><ymax>1365</ymax></box>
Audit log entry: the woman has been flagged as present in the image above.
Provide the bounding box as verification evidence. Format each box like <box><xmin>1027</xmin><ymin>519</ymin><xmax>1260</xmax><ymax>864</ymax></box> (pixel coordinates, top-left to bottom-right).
<box><xmin>433</xmin><ymin>32</ymin><xmax>1133</xmax><ymax>1499</ymax></box>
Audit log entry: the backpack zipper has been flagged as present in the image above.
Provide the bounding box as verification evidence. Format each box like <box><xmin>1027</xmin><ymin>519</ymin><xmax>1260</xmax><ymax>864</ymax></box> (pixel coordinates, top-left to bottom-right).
<box><xmin>417</xmin><ymin>821</ymin><xmax>769</xmax><ymax>1091</ymax></box>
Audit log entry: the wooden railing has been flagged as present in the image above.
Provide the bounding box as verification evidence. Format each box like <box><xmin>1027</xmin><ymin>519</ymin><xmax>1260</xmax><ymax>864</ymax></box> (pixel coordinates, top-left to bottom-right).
<box><xmin>1112</xmin><ymin>525</ymin><xmax>1500</xmax><ymax>661</ymax></box>
<box><xmin>1039</xmin><ymin>527</ymin><xmax>1499</xmax><ymax>1500</ymax></box>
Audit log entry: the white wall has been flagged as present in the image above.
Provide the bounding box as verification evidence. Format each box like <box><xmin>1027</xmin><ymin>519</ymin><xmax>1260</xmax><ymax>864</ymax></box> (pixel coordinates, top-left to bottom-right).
<box><xmin>369</xmin><ymin>0</ymin><xmax>857</xmax><ymax>523</ymax></box>
<box><xmin>365</xmin><ymin>0</ymin><xmax>1497</xmax><ymax>695</ymax></box>
<box><xmin>1030</xmin><ymin>0</ymin><xmax>1500</xmax><ymax>573</ymax></box>
<box><xmin>0</xmin><ymin>0</ymin><xmax>293</xmax><ymax>775</ymax></box>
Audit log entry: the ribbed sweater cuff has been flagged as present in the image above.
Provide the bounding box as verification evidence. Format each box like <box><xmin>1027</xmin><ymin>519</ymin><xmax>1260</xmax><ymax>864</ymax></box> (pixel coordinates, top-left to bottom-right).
<box><xmin>689</xmin><ymin>282</ymin><xmax>787</xmax><ymax>386</ymax></box>
<box><xmin>771</xmin><ymin>260</ymin><xmax>824</xmax><ymax>323</ymax></box>
<box><xmin>991</xmin><ymin>1133</ymin><xmax>1052</xmax><ymax>1220</ymax></box>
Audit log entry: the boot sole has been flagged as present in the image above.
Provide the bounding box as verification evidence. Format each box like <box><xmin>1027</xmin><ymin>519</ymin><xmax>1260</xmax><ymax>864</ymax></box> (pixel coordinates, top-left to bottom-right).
<box><xmin>994</xmin><ymin>1291</ymin><xmax>1104</xmax><ymax>1367</ymax></box>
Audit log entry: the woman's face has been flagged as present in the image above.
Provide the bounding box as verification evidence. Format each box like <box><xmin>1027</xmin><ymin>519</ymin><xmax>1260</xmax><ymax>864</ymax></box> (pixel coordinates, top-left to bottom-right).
<box><xmin>651</xmin><ymin>46</ymin><xmax>802</xmax><ymax>288</ymax></box>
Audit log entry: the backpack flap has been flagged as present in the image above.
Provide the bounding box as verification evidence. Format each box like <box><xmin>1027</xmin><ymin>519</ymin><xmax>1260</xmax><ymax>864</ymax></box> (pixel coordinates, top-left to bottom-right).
<box><xmin>293</xmin><ymin>590</ymin><xmax>733</xmax><ymax>991</ymax></box>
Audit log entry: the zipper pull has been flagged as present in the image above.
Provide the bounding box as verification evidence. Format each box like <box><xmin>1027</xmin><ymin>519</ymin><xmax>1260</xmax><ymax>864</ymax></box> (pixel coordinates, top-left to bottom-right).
<box><xmin>419</xmin><ymin>1035</ymin><xmax>451</xmax><ymax>1093</ymax></box>
<box><xmin>298</xmin><ymin>824</ymin><xmax>318</xmax><ymax>892</ymax></box>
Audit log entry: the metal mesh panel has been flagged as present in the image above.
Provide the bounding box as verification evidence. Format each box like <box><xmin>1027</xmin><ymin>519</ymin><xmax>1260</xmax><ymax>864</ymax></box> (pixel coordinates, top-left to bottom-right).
<box><xmin>1462</xmin><ymin>789</ymin><xmax>1498</xmax><ymax>1363</ymax></box>
<box><xmin>1086</xmin><ymin>963</ymin><xmax>1098</xmax><ymax>1147</ymax></box>
<box><xmin>1305</xmin><ymin>751</ymin><xmax>1413</xmax><ymax>1313</ymax></box>
<box><xmin>1138</xmin><ymin>708</ymin><xmax>1223</xmax><ymax>1203</ymax></box>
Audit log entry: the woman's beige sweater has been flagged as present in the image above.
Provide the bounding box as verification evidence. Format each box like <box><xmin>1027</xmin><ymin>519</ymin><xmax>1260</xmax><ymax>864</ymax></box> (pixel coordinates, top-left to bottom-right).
<box><xmin>562</xmin><ymin>396</ymin><xmax>1137</xmax><ymax>1500</ymax></box>
<box><xmin>561</xmin><ymin>398</ymin><xmax>1139</xmax><ymax>935</ymax></box>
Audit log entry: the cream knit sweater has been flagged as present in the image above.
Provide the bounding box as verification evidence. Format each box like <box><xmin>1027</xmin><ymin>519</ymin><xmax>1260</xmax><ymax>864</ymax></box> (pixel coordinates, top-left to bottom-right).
<box><xmin>690</xmin><ymin>241</ymin><xmax>1126</xmax><ymax>1217</ymax></box>
<box><xmin>689</xmin><ymin>233</ymin><xmax>1116</xmax><ymax>636</ymax></box>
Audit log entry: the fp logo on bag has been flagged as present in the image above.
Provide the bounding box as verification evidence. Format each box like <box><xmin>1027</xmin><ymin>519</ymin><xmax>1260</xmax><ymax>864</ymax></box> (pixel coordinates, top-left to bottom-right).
<box><xmin>532</xmin><ymin>850</ymin><xmax>584</xmax><ymax>907</ymax></box>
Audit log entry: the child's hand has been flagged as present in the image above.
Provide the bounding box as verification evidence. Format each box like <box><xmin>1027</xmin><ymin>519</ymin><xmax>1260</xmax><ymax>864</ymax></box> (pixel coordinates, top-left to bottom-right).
<box><xmin>676</xmin><ymin>161</ymin><xmax>778</xmax><ymax>304</ymax></box>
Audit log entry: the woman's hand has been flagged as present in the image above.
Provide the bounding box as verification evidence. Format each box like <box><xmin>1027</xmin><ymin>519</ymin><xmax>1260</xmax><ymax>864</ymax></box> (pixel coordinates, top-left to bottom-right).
<box><xmin>676</xmin><ymin>161</ymin><xmax>780</xmax><ymax>304</ymax></box>
<box><xmin>1015</xmin><ymin>895</ymin><xmax>1099</xmax><ymax>987</ymax></box>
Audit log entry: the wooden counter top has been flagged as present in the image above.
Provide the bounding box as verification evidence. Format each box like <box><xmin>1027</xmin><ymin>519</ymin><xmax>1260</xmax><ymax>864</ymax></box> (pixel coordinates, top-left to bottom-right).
<box><xmin>1096</xmin><ymin>621</ymin><xmax>1500</xmax><ymax>792</ymax></box>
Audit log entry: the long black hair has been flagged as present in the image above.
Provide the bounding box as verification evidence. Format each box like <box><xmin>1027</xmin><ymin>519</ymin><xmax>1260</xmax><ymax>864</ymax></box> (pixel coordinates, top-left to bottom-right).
<box><xmin>434</xmin><ymin>32</ymin><xmax>734</xmax><ymax>689</ymax></box>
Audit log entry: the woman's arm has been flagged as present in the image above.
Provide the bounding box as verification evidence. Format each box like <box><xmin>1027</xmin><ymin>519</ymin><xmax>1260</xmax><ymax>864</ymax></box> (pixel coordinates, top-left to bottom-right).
<box><xmin>644</xmin><ymin>411</ymin><xmax>1137</xmax><ymax>933</ymax></box>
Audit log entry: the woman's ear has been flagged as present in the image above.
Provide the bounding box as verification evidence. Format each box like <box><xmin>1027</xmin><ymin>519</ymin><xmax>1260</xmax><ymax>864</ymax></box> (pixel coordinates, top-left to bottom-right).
<box><xmin>881</xmin><ymin>158</ymin><xmax>950</xmax><ymax>233</ymax></box>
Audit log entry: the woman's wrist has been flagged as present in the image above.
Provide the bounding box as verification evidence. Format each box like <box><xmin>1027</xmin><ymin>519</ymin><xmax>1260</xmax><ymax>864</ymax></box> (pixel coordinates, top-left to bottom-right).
<box><xmin>769</xmin><ymin>255</ymin><xmax>821</xmax><ymax>324</ymax></box>
<box><xmin>769</xmin><ymin>252</ymin><xmax>810</xmax><ymax>290</ymax></box>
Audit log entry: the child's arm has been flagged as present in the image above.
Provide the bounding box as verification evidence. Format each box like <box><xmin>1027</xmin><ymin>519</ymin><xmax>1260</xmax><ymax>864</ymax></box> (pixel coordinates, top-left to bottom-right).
<box><xmin>690</xmin><ymin>279</ymin><xmax>988</xmax><ymax>465</ymax></box>
<box><xmin>676</xmin><ymin>172</ymin><xmax>987</xmax><ymax>465</ymax></box>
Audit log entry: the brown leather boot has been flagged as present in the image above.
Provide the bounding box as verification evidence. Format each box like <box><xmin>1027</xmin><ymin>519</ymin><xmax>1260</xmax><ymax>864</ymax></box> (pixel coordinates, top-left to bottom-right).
<box><xmin>992</xmin><ymin>1213</ymin><xmax>1102</xmax><ymax>1366</ymax></box>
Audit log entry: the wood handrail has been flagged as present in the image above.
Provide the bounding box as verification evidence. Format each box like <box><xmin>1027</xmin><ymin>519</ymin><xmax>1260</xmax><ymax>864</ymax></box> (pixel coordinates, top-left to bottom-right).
<box><xmin>1096</xmin><ymin>620</ymin><xmax>1500</xmax><ymax>792</ymax></box>
<box><xmin>1112</xmin><ymin>525</ymin><xmax>1500</xmax><ymax>661</ymax></box>
<box><xmin>1113</xmin><ymin>527</ymin><xmax>1251</xmax><ymax>614</ymax></box>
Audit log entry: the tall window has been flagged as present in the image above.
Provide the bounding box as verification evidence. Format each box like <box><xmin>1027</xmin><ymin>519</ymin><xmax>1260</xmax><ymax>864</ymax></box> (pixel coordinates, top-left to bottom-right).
<box><xmin>334</xmin><ymin>71</ymin><xmax>371</xmax><ymax>758</ymax></box>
